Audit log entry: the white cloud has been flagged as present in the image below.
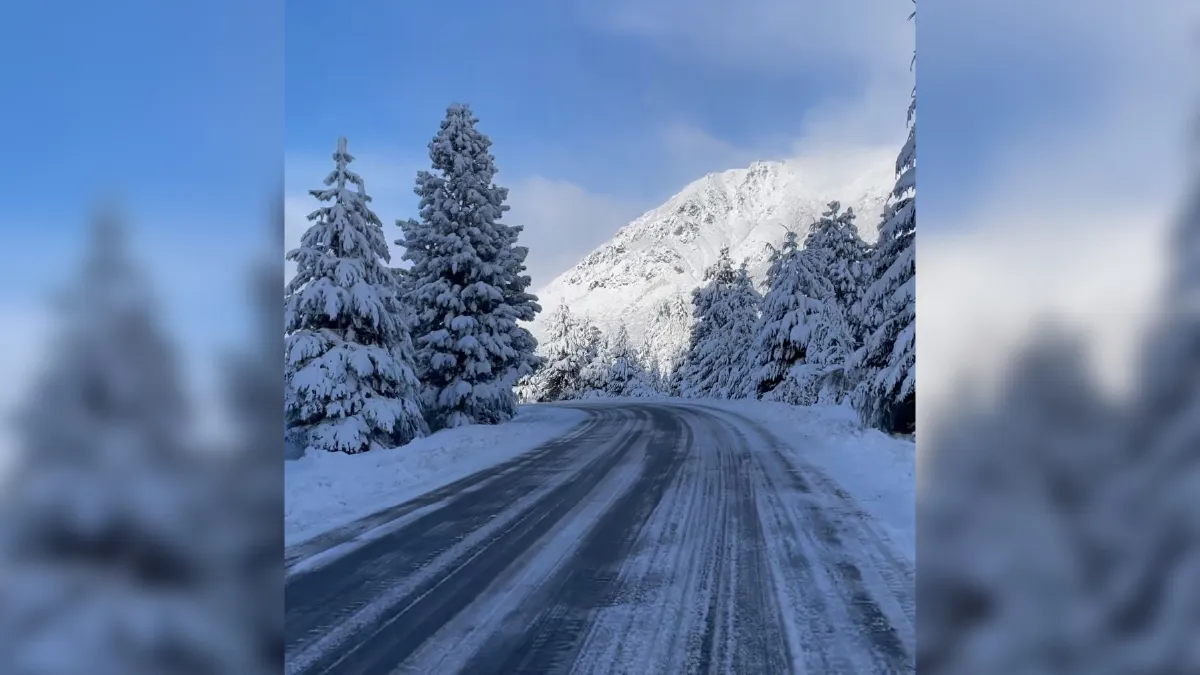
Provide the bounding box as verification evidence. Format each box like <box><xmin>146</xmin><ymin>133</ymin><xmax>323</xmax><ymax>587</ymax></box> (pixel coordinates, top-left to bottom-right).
<box><xmin>581</xmin><ymin>0</ymin><xmax>914</xmax><ymax>183</ymax></box>
<box><xmin>789</xmin><ymin>69</ymin><xmax>912</xmax><ymax>156</ymax></box>
<box><xmin>920</xmin><ymin>217</ymin><xmax>1169</xmax><ymax>433</ymax></box>
<box><xmin>654</xmin><ymin>73</ymin><xmax>910</xmax><ymax>188</ymax></box>
<box><xmin>920</xmin><ymin>0</ymin><xmax>1196</xmax><ymax>433</ymax></box>
<box><xmin>505</xmin><ymin>177</ymin><xmax>644</xmax><ymax>289</ymax></box>
<box><xmin>581</xmin><ymin>0</ymin><xmax>912</xmax><ymax>79</ymax></box>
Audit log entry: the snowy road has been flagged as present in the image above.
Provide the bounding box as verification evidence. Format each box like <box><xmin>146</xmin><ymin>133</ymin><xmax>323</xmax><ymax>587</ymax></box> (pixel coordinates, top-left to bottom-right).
<box><xmin>284</xmin><ymin>402</ymin><xmax>915</xmax><ymax>675</ymax></box>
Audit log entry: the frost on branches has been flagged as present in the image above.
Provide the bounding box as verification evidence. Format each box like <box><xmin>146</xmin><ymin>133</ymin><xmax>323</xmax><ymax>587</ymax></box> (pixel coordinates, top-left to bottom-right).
<box><xmin>744</xmin><ymin>230</ymin><xmax>848</xmax><ymax>405</ymax></box>
<box><xmin>398</xmin><ymin>104</ymin><xmax>541</xmax><ymax>430</ymax></box>
<box><xmin>523</xmin><ymin>305</ymin><xmax>600</xmax><ymax>402</ymax></box>
<box><xmin>805</xmin><ymin>201</ymin><xmax>871</xmax><ymax>346</ymax></box>
<box><xmin>0</xmin><ymin>211</ymin><xmax>267</xmax><ymax>674</ymax></box>
<box><xmin>853</xmin><ymin>77</ymin><xmax>916</xmax><ymax>433</ymax></box>
<box><xmin>285</xmin><ymin>137</ymin><xmax>427</xmax><ymax>454</ymax></box>
<box><xmin>678</xmin><ymin>248</ymin><xmax>761</xmax><ymax>399</ymax></box>
<box><xmin>584</xmin><ymin>325</ymin><xmax>658</xmax><ymax>399</ymax></box>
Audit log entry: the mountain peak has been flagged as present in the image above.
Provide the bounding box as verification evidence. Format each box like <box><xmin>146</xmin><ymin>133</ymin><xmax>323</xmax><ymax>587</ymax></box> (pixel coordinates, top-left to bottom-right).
<box><xmin>531</xmin><ymin>151</ymin><xmax>895</xmax><ymax>368</ymax></box>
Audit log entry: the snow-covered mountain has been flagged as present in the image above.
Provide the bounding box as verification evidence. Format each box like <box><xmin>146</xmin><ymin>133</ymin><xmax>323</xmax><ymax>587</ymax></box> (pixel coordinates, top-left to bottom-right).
<box><xmin>529</xmin><ymin>148</ymin><xmax>895</xmax><ymax>370</ymax></box>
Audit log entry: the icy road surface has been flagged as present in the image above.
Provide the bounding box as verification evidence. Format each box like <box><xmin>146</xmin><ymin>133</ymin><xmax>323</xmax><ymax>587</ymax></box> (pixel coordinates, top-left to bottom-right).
<box><xmin>284</xmin><ymin>402</ymin><xmax>915</xmax><ymax>675</ymax></box>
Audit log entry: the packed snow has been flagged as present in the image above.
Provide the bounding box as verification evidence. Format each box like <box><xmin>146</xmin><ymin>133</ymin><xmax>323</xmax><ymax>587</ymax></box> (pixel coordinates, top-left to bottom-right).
<box><xmin>691</xmin><ymin>399</ymin><xmax>915</xmax><ymax>563</ymax></box>
<box><xmin>284</xmin><ymin>405</ymin><xmax>587</xmax><ymax>546</ymax></box>
<box><xmin>286</xmin><ymin>400</ymin><xmax>916</xmax><ymax>673</ymax></box>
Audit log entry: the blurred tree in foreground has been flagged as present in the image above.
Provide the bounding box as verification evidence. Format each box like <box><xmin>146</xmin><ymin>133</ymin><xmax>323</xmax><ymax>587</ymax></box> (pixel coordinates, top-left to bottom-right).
<box><xmin>919</xmin><ymin>119</ymin><xmax>1200</xmax><ymax>674</ymax></box>
<box><xmin>0</xmin><ymin>204</ymin><xmax>281</xmax><ymax>675</ymax></box>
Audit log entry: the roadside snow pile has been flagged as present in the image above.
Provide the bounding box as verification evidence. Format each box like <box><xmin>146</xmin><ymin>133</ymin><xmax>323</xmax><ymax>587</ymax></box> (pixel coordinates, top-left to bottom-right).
<box><xmin>285</xmin><ymin>405</ymin><xmax>588</xmax><ymax>546</ymax></box>
<box><xmin>698</xmin><ymin>399</ymin><xmax>915</xmax><ymax>563</ymax></box>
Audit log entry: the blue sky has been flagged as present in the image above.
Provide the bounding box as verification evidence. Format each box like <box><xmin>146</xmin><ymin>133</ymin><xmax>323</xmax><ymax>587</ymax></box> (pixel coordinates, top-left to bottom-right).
<box><xmin>0</xmin><ymin>0</ymin><xmax>283</xmax><ymax>440</ymax></box>
<box><xmin>0</xmin><ymin>0</ymin><xmax>281</xmax><ymax>307</ymax></box>
<box><xmin>285</xmin><ymin>0</ymin><xmax>878</xmax><ymax>202</ymax></box>
<box><xmin>284</xmin><ymin>0</ymin><xmax>916</xmax><ymax>288</ymax></box>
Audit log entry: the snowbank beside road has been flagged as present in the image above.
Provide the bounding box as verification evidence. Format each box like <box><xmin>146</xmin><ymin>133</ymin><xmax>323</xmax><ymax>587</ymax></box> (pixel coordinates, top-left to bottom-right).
<box><xmin>687</xmin><ymin>399</ymin><xmax>916</xmax><ymax>564</ymax></box>
<box><xmin>285</xmin><ymin>405</ymin><xmax>588</xmax><ymax>546</ymax></box>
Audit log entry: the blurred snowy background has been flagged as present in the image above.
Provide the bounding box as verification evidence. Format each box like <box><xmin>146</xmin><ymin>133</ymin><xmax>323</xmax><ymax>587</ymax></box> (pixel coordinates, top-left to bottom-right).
<box><xmin>0</xmin><ymin>1</ymin><xmax>283</xmax><ymax>673</ymax></box>
<box><xmin>919</xmin><ymin>0</ymin><xmax>1200</xmax><ymax>673</ymax></box>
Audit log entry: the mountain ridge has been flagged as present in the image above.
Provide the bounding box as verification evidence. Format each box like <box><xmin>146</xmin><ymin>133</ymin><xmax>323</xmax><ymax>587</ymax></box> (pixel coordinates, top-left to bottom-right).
<box><xmin>529</xmin><ymin>148</ymin><xmax>896</xmax><ymax>369</ymax></box>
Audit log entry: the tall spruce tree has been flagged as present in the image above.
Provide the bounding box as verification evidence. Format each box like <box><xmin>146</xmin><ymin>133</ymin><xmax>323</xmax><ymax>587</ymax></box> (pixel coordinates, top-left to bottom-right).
<box><xmin>397</xmin><ymin>104</ymin><xmax>540</xmax><ymax>429</ymax></box>
<box><xmin>575</xmin><ymin>319</ymin><xmax>609</xmax><ymax>398</ymax></box>
<box><xmin>526</xmin><ymin>305</ymin><xmax>569</xmax><ymax>402</ymax></box>
<box><xmin>284</xmin><ymin>137</ymin><xmax>426</xmax><ymax>453</ymax></box>
<box><xmin>0</xmin><ymin>209</ymin><xmax>262</xmax><ymax>674</ymax></box>
<box><xmin>642</xmin><ymin>295</ymin><xmax>693</xmax><ymax>386</ymax></box>
<box><xmin>716</xmin><ymin>262</ymin><xmax>762</xmax><ymax>398</ymax></box>
<box><xmin>637</xmin><ymin>344</ymin><xmax>667</xmax><ymax>396</ymax></box>
<box><xmin>590</xmin><ymin>325</ymin><xmax>650</xmax><ymax>397</ymax></box>
<box><xmin>522</xmin><ymin>305</ymin><xmax>594</xmax><ymax>402</ymax></box>
<box><xmin>494</xmin><ymin>215</ymin><xmax>543</xmax><ymax>408</ymax></box>
<box><xmin>852</xmin><ymin>51</ymin><xmax>916</xmax><ymax>433</ymax></box>
<box><xmin>805</xmin><ymin>201</ymin><xmax>871</xmax><ymax>345</ymax></box>
<box><xmin>679</xmin><ymin>249</ymin><xmax>736</xmax><ymax>398</ymax></box>
<box><xmin>678</xmin><ymin>248</ymin><xmax>759</xmax><ymax>398</ymax></box>
<box><xmin>744</xmin><ymin>231</ymin><xmax>833</xmax><ymax>401</ymax></box>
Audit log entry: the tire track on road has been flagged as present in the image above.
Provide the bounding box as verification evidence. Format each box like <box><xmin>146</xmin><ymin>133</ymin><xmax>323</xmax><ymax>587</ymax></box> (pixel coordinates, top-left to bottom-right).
<box><xmin>456</xmin><ymin>406</ymin><xmax>691</xmax><ymax>675</ymax></box>
<box><xmin>284</xmin><ymin>408</ymin><xmax>602</xmax><ymax>571</ymax></box>
<box><xmin>287</xmin><ymin>407</ymin><xmax>655</xmax><ymax>675</ymax></box>
<box><xmin>710</xmin><ymin>405</ymin><xmax>915</xmax><ymax>674</ymax></box>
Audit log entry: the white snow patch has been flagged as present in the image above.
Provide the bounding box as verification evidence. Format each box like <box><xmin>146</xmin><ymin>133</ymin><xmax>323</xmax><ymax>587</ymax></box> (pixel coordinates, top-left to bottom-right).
<box><xmin>686</xmin><ymin>399</ymin><xmax>915</xmax><ymax>563</ymax></box>
<box><xmin>529</xmin><ymin>155</ymin><xmax>893</xmax><ymax>370</ymax></box>
<box><xmin>284</xmin><ymin>405</ymin><xmax>588</xmax><ymax>546</ymax></box>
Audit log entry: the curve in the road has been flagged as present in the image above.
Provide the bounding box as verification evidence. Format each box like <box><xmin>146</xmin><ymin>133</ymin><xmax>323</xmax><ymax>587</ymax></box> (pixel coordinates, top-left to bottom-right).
<box><xmin>285</xmin><ymin>402</ymin><xmax>915</xmax><ymax>675</ymax></box>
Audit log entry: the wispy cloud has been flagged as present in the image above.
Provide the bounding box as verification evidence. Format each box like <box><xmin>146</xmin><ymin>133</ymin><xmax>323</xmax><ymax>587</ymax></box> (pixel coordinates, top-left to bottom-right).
<box><xmin>580</xmin><ymin>0</ymin><xmax>912</xmax><ymax>78</ymax></box>
<box><xmin>919</xmin><ymin>0</ymin><xmax>1196</xmax><ymax>431</ymax></box>
<box><xmin>506</xmin><ymin>177</ymin><xmax>645</xmax><ymax>289</ymax></box>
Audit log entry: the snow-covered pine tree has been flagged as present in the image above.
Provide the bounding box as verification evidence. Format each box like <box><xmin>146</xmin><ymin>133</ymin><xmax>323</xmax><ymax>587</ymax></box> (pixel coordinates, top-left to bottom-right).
<box><xmin>679</xmin><ymin>249</ymin><xmax>735</xmax><ymax>398</ymax></box>
<box><xmin>644</xmin><ymin>348</ymin><xmax>665</xmax><ymax>392</ymax></box>
<box><xmin>397</xmin><ymin>103</ymin><xmax>538</xmax><ymax>429</ymax></box>
<box><xmin>642</xmin><ymin>295</ymin><xmax>693</xmax><ymax>389</ymax></box>
<box><xmin>623</xmin><ymin>365</ymin><xmax>662</xmax><ymax>399</ymax></box>
<box><xmin>632</xmin><ymin>341</ymin><xmax>667</xmax><ymax>398</ymax></box>
<box><xmin>805</xmin><ymin>200</ymin><xmax>871</xmax><ymax>345</ymax></box>
<box><xmin>0</xmin><ymin>208</ymin><xmax>262</xmax><ymax>674</ymax></box>
<box><xmin>783</xmin><ymin>291</ymin><xmax>856</xmax><ymax>405</ymax></box>
<box><xmin>575</xmin><ymin>319</ymin><xmax>609</xmax><ymax>398</ymax></box>
<box><xmin>662</xmin><ymin>342</ymin><xmax>691</xmax><ymax>398</ymax></box>
<box><xmin>285</xmin><ymin>137</ymin><xmax>426</xmax><ymax>453</ymax></box>
<box><xmin>851</xmin><ymin>55</ymin><xmax>916</xmax><ymax>433</ymax></box>
<box><xmin>744</xmin><ymin>230</ymin><xmax>832</xmax><ymax>402</ymax></box>
<box><xmin>524</xmin><ymin>305</ymin><xmax>594</xmax><ymax>402</ymax></box>
<box><xmin>493</xmin><ymin>213</ymin><xmax>543</xmax><ymax>410</ymax></box>
<box><xmin>678</xmin><ymin>248</ymin><xmax>759</xmax><ymax>399</ymax></box>
<box><xmin>715</xmin><ymin>261</ymin><xmax>762</xmax><ymax>398</ymax></box>
<box><xmin>596</xmin><ymin>325</ymin><xmax>649</xmax><ymax>397</ymax></box>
